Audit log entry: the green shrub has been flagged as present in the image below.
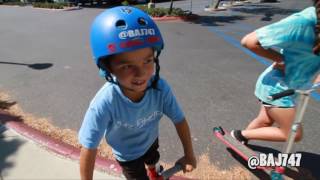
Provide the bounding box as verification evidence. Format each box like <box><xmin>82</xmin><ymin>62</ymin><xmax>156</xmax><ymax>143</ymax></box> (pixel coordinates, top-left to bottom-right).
<box><xmin>169</xmin><ymin>7</ymin><xmax>185</xmax><ymax>16</ymax></box>
<box><xmin>33</xmin><ymin>2</ymin><xmax>65</xmax><ymax>9</ymax></box>
<box><xmin>121</xmin><ymin>0</ymin><xmax>129</xmax><ymax>6</ymax></box>
<box><xmin>135</xmin><ymin>5</ymin><xmax>188</xmax><ymax>17</ymax></box>
<box><xmin>2</xmin><ymin>0</ymin><xmax>27</xmax><ymax>6</ymax></box>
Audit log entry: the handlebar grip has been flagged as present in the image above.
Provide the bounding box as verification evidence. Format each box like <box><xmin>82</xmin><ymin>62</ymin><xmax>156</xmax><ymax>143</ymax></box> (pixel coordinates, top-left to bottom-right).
<box><xmin>160</xmin><ymin>163</ymin><xmax>183</xmax><ymax>179</ymax></box>
<box><xmin>268</xmin><ymin>89</ymin><xmax>295</xmax><ymax>101</ymax></box>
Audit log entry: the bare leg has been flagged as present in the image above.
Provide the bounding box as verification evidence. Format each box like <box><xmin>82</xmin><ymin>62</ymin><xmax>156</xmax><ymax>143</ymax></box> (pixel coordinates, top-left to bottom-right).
<box><xmin>245</xmin><ymin>105</ymin><xmax>274</xmax><ymax>130</ymax></box>
<box><xmin>242</xmin><ymin>107</ymin><xmax>303</xmax><ymax>142</ymax></box>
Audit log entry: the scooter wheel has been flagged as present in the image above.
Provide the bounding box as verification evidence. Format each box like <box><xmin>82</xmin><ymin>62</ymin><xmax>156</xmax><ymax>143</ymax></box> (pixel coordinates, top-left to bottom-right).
<box><xmin>156</xmin><ymin>164</ymin><xmax>164</xmax><ymax>174</ymax></box>
<box><xmin>213</xmin><ymin>126</ymin><xmax>225</xmax><ymax>135</ymax></box>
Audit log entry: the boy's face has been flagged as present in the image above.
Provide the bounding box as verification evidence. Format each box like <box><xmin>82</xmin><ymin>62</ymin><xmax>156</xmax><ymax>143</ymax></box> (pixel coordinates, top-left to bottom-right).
<box><xmin>108</xmin><ymin>47</ymin><xmax>155</xmax><ymax>94</ymax></box>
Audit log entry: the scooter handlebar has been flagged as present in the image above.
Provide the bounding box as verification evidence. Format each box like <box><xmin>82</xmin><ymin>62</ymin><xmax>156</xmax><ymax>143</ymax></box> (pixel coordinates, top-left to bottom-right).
<box><xmin>268</xmin><ymin>89</ymin><xmax>295</xmax><ymax>101</ymax></box>
<box><xmin>160</xmin><ymin>163</ymin><xmax>183</xmax><ymax>179</ymax></box>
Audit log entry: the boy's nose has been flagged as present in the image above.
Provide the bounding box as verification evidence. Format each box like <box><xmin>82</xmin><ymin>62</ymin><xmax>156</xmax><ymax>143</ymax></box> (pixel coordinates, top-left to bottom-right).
<box><xmin>134</xmin><ymin>67</ymin><xmax>146</xmax><ymax>77</ymax></box>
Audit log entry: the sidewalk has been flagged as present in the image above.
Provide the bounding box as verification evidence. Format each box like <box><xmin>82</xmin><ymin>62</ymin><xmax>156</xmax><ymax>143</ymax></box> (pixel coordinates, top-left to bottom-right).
<box><xmin>0</xmin><ymin>119</ymin><xmax>123</xmax><ymax>180</ymax></box>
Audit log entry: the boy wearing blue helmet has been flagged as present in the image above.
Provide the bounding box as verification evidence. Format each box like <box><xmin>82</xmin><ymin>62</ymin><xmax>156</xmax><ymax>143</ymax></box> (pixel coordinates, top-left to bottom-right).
<box><xmin>78</xmin><ymin>6</ymin><xmax>196</xmax><ymax>180</ymax></box>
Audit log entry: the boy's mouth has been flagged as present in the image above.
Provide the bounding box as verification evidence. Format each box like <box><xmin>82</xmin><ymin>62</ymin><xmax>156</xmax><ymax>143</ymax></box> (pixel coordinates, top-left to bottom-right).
<box><xmin>132</xmin><ymin>79</ymin><xmax>146</xmax><ymax>86</ymax></box>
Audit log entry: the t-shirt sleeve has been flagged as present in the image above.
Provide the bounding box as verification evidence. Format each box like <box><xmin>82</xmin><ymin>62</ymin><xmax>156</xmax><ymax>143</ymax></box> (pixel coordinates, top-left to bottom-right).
<box><xmin>78</xmin><ymin>103</ymin><xmax>110</xmax><ymax>149</ymax></box>
<box><xmin>161</xmin><ymin>79</ymin><xmax>185</xmax><ymax>124</ymax></box>
<box><xmin>255</xmin><ymin>12</ymin><xmax>310</xmax><ymax>49</ymax></box>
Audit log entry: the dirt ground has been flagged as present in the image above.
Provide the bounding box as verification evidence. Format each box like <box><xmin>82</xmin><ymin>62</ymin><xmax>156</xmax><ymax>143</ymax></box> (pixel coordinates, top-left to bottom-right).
<box><xmin>0</xmin><ymin>91</ymin><xmax>251</xmax><ymax>179</ymax></box>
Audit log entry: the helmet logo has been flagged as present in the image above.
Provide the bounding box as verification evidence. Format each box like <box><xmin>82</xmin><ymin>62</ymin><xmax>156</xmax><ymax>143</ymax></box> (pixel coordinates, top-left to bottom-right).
<box><xmin>119</xmin><ymin>28</ymin><xmax>155</xmax><ymax>39</ymax></box>
<box><xmin>146</xmin><ymin>36</ymin><xmax>160</xmax><ymax>43</ymax></box>
<box><xmin>120</xmin><ymin>39</ymin><xmax>144</xmax><ymax>48</ymax></box>
<box><xmin>108</xmin><ymin>43</ymin><xmax>117</xmax><ymax>53</ymax></box>
<box><xmin>120</xmin><ymin>7</ymin><xmax>132</xmax><ymax>14</ymax></box>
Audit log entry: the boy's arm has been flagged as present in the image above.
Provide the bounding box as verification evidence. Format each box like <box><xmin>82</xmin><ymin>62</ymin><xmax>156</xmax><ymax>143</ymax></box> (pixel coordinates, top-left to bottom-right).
<box><xmin>241</xmin><ymin>31</ymin><xmax>284</xmax><ymax>64</ymax></box>
<box><xmin>174</xmin><ymin>118</ymin><xmax>197</xmax><ymax>172</ymax></box>
<box><xmin>80</xmin><ymin>147</ymin><xmax>97</xmax><ymax>180</ymax></box>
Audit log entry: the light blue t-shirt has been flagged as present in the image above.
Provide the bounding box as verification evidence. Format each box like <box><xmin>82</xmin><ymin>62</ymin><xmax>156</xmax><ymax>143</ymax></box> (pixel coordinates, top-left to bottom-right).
<box><xmin>255</xmin><ymin>7</ymin><xmax>320</xmax><ymax>107</ymax></box>
<box><xmin>78</xmin><ymin>77</ymin><xmax>185</xmax><ymax>161</ymax></box>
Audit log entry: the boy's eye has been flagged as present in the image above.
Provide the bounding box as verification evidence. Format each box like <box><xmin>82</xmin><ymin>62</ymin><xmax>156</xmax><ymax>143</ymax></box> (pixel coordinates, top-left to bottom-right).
<box><xmin>144</xmin><ymin>58</ymin><xmax>154</xmax><ymax>64</ymax></box>
<box><xmin>121</xmin><ymin>65</ymin><xmax>132</xmax><ymax>70</ymax></box>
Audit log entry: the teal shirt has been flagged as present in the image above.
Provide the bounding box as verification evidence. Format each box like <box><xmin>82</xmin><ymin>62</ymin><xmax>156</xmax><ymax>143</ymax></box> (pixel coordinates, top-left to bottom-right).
<box><xmin>255</xmin><ymin>7</ymin><xmax>320</xmax><ymax>107</ymax></box>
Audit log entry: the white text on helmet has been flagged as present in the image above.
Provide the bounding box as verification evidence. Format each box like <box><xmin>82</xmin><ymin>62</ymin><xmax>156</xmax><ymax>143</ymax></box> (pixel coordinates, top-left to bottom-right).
<box><xmin>119</xmin><ymin>29</ymin><xmax>156</xmax><ymax>39</ymax></box>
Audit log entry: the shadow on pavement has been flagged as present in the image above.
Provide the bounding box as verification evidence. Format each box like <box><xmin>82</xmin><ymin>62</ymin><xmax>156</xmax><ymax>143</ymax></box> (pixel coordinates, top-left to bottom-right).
<box><xmin>0</xmin><ymin>61</ymin><xmax>53</xmax><ymax>70</ymax></box>
<box><xmin>189</xmin><ymin>3</ymin><xmax>299</xmax><ymax>27</ymax></box>
<box><xmin>226</xmin><ymin>148</ymin><xmax>271</xmax><ymax>180</ymax></box>
<box><xmin>296</xmin><ymin>151</ymin><xmax>320</xmax><ymax>180</ymax></box>
<box><xmin>248</xmin><ymin>145</ymin><xmax>320</xmax><ymax>179</ymax></box>
<box><xmin>0</xmin><ymin>113</ymin><xmax>24</xmax><ymax>180</ymax></box>
<box><xmin>0</xmin><ymin>101</ymin><xmax>16</xmax><ymax>110</ymax></box>
<box><xmin>191</xmin><ymin>15</ymin><xmax>247</xmax><ymax>27</ymax></box>
<box><xmin>237</xmin><ymin>144</ymin><xmax>318</xmax><ymax>180</ymax></box>
<box><xmin>230</xmin><ymin>4</ymin><xmax>299</xmax><ymax>21</ymax></box>
<box><xmin>0</xmin><ymin>135</ymin><xmax>24</xmax><ymax>180</ymax></box>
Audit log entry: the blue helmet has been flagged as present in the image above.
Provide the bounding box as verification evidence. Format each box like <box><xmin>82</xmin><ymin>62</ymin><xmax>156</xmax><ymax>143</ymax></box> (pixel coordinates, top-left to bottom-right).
<box><xmin>90</xmin><ymin>6</ymin><xmax>164</xmax><ymax>76</ymax></box>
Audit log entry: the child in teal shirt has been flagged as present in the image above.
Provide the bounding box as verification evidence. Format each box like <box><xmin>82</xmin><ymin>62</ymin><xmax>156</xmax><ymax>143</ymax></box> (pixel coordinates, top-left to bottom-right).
<box><xmin>232</xmin><ymin>3</ymin><xmax>320</xmax><ymax>143</ymax></box>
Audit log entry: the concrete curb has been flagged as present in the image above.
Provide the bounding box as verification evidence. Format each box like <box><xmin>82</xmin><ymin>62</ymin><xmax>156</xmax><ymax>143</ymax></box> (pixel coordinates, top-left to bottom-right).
<box><xmin>152</xmin><ymin>14</ymin><xmax>199</xmax><ymax>22</ymax></box>
<box><xmin>0</xmin><ymin>5</ymin><xmax>82</xmax><ymax>11</ymax></box>
<box><xmin>32</xmin><ymin>6</ymin><xmax>82</xmax><ymax>11</ymax></box>
<box><xmin>0</xmin><ymin>110</ymin><xmax>123</xmax><ymax>177</ymax></box>
<box><xmin>0</xmin><ymin>110</ymin><xmax>191</xmax><ymax>179</ymax></box>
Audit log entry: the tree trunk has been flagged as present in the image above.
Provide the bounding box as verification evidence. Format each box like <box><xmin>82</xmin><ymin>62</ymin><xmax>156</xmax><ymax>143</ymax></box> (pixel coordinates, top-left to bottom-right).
<box><xmin>169</xmin><ymin>0</ymin><xmax>173</xmax><ymax>15</ymax></box>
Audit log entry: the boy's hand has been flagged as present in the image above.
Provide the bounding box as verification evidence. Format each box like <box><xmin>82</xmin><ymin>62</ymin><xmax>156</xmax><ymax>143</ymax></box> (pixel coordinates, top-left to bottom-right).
<box><xmin>177</xmin><ymin>155</ymin><xmax>197</xmax><ymax>173</ymax></box>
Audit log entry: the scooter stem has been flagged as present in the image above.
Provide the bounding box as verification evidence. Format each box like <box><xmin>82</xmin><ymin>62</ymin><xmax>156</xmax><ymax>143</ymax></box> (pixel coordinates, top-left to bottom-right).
<box><xmin>282</xmin><ymin>92</ymin><xmax>310</xmax><ymax>154</ymax></box>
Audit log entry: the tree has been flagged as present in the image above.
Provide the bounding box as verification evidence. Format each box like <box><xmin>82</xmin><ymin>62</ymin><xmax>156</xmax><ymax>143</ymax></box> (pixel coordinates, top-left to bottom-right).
<box><xmin>169</xmin><ymin>0</ymin><xmax>173</xmax><ymax>14</ymax></box>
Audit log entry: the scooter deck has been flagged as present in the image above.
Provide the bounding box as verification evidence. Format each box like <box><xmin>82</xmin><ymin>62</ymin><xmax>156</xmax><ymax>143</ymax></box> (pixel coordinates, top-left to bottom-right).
<box><xmin>213</xmin><ymin>127</ymin><xmax>273</xmax><ymax>172</ymax></box>
<box><xmin>213</xmin><ymin>127</ymin><xmax>256</xmax><ymax>161</ymax></box>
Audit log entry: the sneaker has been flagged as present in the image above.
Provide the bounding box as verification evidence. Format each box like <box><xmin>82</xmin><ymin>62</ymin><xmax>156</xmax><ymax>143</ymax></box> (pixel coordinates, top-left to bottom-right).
<box><xmin>230</xmin><ymin>130</ymin><xmax>248</xmax><ymax>145</ymax></box>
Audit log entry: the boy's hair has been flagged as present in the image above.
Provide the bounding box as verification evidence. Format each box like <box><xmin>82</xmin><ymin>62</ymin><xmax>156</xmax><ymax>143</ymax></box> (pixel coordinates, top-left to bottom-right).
<box><xmin>314</xmin><ymin>0</ymin><xmax>320</xmax><ymax>54</ymax></box>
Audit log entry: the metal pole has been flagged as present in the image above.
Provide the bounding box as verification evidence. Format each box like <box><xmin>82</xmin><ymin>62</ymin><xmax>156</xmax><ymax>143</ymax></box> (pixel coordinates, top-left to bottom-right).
<box><xmin>214</xmin><ymin>0</ymin><xmax>222</xmax><ymax>9</ymax></box>
<box><xmin>283</xmin><ymin>93</ymin><xmax>310</xmax><ymax>154</ymax></box>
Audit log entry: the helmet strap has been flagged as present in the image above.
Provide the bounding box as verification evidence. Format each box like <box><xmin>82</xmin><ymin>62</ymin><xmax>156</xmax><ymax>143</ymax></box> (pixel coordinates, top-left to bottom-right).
<box><xmin>97</xmin><ymin>57</ymin><xmax>117</xmax><ymax>84</ymax></box>
<box><xmin>105</xmin><ymin>72</ymin><xmax>116</xmax><ymax>83</ymax></box>
<box><xmin>150</xmin><ymin>51</ymin><xmax>161</xmax><ymax>90</ymax></box>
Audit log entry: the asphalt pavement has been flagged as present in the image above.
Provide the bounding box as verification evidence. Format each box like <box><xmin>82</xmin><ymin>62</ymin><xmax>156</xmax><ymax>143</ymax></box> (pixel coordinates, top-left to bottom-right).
<box><xmin>1</xmin><ymin>0</ymin><xmax>320</xmax><ymax>179</ymax></box>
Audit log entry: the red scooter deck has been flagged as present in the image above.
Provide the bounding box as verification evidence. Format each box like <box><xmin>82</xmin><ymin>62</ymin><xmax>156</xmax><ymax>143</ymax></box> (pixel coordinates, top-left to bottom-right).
<box><xmin>213</xmin><ymin>127</ymin><xmax>272</xmax><ymax>172</ymax></box>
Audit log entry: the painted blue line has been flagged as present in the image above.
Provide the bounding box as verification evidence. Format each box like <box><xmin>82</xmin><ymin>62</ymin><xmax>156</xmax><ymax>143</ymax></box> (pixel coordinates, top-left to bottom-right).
<box><xmin>208</xmin><ymin>27</ymin><xmax>271</xmax><ymax>66</ymax></box>
<box><xmin>213</xmin><ymin>27</ymin><xmax>246</xmax><ymax>36</ymax></box>
<box><xmin>207</xmin><ymin>25</ymin><xmax>320</xmax><ymax>101</ymax></box>
<box><xmin>311</xmin><ymin>92</ymin><xmax>320</xmax><ymax>101</ymax></box>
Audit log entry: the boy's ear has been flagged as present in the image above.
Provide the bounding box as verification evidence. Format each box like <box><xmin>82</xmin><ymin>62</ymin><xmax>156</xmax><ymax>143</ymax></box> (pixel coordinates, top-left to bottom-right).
<box><xmin>98</xmin><ymin>58</ymin><xmax>113</xmax><ymax>73</ymax></box>
<box><xmin>105</xmin><ymin>66</ymin><xmax>113</xmax><ymax>74</ymax></box>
